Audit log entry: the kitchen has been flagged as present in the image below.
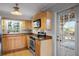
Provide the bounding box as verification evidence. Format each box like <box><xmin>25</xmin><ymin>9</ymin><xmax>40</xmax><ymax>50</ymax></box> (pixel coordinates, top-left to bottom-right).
<box><xmin>0</xmin><ymin>3</ymin><xmax>53</xmax><ymax>56</ymax></box>
<box><xmin>0</xmin><ymin>3</ymin><xmax>79</xmax><ymax>56</ymax></box>
<box><xmin>1</xmin><ymin>12</ymin><xmax>53</xmax><ymax>56</ymax></box>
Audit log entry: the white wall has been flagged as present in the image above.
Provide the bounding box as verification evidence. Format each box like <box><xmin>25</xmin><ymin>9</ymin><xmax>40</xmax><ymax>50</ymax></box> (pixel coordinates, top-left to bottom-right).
<box><xmin>0</xmin><ymin>16</ymin><xmax>2</xmax><ymax>34</ymax></box>
<box><xmin>75</xmin><ymin>5</ymin><xmax>79</xmax><ymax>56</ymax></box>
<box><xmin>0</xmin><ymin>16</ymin><xmax>2</xmax><ymax>55</ymax></box>
<box><xmin>51</xmin><ymin>3</ymin><xmax>78</xmax><ymax>13</ymax></box>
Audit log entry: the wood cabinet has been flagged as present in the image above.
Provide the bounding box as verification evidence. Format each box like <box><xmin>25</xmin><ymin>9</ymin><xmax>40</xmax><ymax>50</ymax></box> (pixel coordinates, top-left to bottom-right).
<box><xmin>25</xmin><ymin>20</ymin><xmax>32</xmax><ymax>29</ymax></box>
<box><xmin>32</xmin><ymin>11</ymin><xmax>53</xmax><ymax>30</ymax></box>
<box><xmin>32</xmin><ymin>11</ymin><xmax>47</xmax><ymax>30</ymax></box>
<box><xmin>26</xmin><ymin>35</ymin><xmax>31</xmax><ymax>48</ymax></box>
<box><xmin>2</xmin><ymin>34</ymin><xmax>28</xmax><ymax>53</ymax></box>
<box><xmin>35</xmin><ymin>39</ymin><xmax>40</xmax><ymax>56</ymax></box>
<box><xmin>2</xmin><ymin>36</ymin><xmax>15</xmax><ymax>52</ymax></box>
<box><xmin>35</xmin><ymin>39</ymin><xmax>53</xmax><ymax>56</ymax></box>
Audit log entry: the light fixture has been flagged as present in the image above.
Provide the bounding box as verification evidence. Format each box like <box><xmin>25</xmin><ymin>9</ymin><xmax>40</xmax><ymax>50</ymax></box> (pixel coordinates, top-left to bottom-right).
<box><xmin>11</xmin><ymin>3</ymin><xmax>22</xmax><ymax>16</ymax></box>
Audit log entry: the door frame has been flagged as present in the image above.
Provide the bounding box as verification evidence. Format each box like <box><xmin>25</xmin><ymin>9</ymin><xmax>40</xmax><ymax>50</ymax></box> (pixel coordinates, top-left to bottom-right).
<box><xmin>75</xmin><ymin>5</ymin><xmax>79</xmax><ymax>56</ymax></box>
<box><xmin>54</xmin><ymin>5</ymin><xmax>79</xmax><ymax>56</ymax></box>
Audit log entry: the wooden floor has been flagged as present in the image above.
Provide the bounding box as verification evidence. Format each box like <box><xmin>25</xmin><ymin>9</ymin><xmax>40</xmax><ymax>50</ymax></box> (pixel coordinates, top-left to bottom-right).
<box><xmin>3</xmin><ymin>49</ymin><xmax>33</xmax><ymax>56</ymax></box>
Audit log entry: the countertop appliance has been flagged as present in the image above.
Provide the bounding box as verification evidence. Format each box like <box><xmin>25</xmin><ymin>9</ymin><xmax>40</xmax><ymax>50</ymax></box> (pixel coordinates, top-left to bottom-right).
<box><xmin>38</xmin><ymin>32</ymin><xmax>46</xmax><ymax>39</ymax></box>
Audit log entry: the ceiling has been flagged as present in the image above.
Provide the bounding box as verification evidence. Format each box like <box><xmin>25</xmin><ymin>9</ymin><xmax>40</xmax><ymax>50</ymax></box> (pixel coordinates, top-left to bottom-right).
<box><xmin>0</xmin><ymin>3</ymin><xmax>78</xmax><ymax>20</ymax></box>
<box><xmin>0</xmin><ymin>3</ymin><xmax>56</xmax><ymax>20</ymax></box>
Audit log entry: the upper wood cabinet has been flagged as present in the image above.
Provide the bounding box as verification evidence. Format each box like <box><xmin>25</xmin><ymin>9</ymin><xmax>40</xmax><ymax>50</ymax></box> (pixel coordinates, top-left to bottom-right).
<box><xmin>41</xmin><ymin>17</ymin><xmax>47</xmax><ymax>30</ymax></box>
<box><xmin>32</xmin><ymin>11</ymin><xmax>53</xmax><ymax>30</ymax></box>
<box><xmin>25</xmin><ymin>20</ymin><xmax>32</xmax><ymax>29</ymax></box>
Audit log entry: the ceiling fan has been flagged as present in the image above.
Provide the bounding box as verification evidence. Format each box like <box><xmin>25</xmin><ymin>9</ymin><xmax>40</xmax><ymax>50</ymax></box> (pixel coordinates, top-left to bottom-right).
<box><xmin>11</xmin><ymin>3</ymin><xmax>22</xmax><ymax>16</ymax></box>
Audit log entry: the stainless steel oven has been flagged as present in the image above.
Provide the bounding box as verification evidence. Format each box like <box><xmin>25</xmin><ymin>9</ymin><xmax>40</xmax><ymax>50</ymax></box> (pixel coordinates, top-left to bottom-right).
<box><xmin>29</xmin><ymin>36</ymin><xmax>35</xmax><ymax>55</ymax></box>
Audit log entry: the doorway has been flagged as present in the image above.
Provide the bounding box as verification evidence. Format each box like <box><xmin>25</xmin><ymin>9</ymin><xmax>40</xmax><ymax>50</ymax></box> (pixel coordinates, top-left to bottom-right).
<box><xmin>56</xmin><ymin>8</ymin><xmax>76</xmax><ymax>56</ymax></box>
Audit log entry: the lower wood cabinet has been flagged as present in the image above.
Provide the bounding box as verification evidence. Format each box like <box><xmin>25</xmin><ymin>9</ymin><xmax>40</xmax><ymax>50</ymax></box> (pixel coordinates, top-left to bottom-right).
<box><xmin>2</xmin><ymin>34</ymin><xmax>28</xmax><ymax>53</ymax></box>
<box><xmin>35</xmin><ymin>39</ymin><xmax>53</xmax><ymax>56</ymax></box>
<box><xmin>35</xmin><ymin>39</ymin><xmax>40</xmax><ymax>56</ymax></box>
<box><xmin>26</xmin><ymin>35</ymin><xmax>31</xmax><ymax>48</ymax></box>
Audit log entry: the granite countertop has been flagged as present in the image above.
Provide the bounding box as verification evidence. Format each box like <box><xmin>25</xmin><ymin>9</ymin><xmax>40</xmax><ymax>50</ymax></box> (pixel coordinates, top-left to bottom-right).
<box><xmin>2</xmin><ymin>33</ymin><xmax>32</xmax><ymax>35</ymax></box>
<box><xmin>2</xmin><ymin>33</ymin><xmax>33</xmax><ymax>37</ymax></box>
<box><xmin>30</xmin><ymin>35</ymin><xmax>52</xmax><ymax>41</ymax></box>
<box><xmin>2</xmin><ymin>33</ymin><xmax>52</xmax><ymax>40</ymax></box>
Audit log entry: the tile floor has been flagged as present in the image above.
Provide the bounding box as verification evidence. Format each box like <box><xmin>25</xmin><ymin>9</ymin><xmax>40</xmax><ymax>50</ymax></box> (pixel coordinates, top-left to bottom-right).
<box><xmin>4</xmin><ymin>49</ymin><xmax>33</xmax><ymax>56</ymax></box>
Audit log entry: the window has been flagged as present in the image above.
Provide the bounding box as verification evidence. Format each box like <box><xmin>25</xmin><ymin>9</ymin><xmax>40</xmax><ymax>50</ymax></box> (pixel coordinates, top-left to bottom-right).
<box><xmin>63</xmin><ymin>21</ymin><xmax>76</xmax><ymax>40</ymax></box>
<box><xmin>8</xmin><ymin>21</ymin><xmax>20</xmax><ymax>32</ymax></box>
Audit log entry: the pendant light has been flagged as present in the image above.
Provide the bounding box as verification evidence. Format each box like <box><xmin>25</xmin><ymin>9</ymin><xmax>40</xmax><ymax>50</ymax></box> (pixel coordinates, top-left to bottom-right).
<box><xmin>11</xmin><ymin>3</ymin><xmax>22</xmax><ymax>16</ymax></box>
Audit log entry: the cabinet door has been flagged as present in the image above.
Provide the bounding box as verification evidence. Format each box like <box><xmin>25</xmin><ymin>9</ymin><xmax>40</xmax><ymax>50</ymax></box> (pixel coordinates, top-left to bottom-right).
<box><xmin>13</xmin><ymin>36</ymin><xmax>21</xmax><ymax>49</ymax></box>
<box><xmin>2</xmin><ymin>36</ymin><xmax>14</xmax><ymax>52</ymax></box>
<box><xmin>41</xmin><ymin>17</ymin><xmax>47</xmax><ymax>30</ymax></box>
<box><xmin>2</xmin><ymin>37</ymin><xmax>7</xmax><ymax>52</ymax></box>
<box><xmin>2</xmin><ymin>35</ymin><xmax>28</xmax><ymax>53</ymax></box>
<box><xmin>6</xmin><ymin>36</ymin><xmax>15</xmax><ymax>51</ymax></box>
<box><xmin>13</xmin><ymin>36</ymin><xmax>24</xmax><ymax>49</ymax></box>
<box><xmin>26</xmin><ymin>35</ymin><xmax>30</xmax><ymax>48</ymax></box>
<box><xmin>20</xmin><ymin>35</ymin><xmax>27</xmax><ymax>48</ymax></box>
<box><xmin>35</xmin><ymin>40</ymin><xmax>40</xmax><ymax>56</ymax></box>
<box><xmin>25</xmin><ymin>21</ymin><xmax>32</xmax><ymax>29</ymax></box>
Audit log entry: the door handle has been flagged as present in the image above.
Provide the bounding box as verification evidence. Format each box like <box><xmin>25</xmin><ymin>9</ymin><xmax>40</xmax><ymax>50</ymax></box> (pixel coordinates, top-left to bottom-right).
<box><xmin>57</xmin><ymin>35</ymin><xmax>59</xmax><ymax>41</ymax></box>
<box><xmin>57</xmin><ymin>39</ymin><xmax>62</xmax><ymax>42</ymax></box>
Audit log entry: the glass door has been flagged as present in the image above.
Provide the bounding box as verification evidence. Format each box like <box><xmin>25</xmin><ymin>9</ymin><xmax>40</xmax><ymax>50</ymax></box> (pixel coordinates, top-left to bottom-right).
<box><xmin>56</xmin><ymin>9</ymin><xmax>76</xmax><ymax>56</ymax></box>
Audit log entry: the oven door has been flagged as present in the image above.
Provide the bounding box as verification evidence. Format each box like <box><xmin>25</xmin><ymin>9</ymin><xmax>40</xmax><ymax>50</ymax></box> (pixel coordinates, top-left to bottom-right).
<box><xmin>30</xmin><ymin>37</ymin><xmax>35</xmax><ymax>52</ymax></box>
